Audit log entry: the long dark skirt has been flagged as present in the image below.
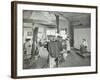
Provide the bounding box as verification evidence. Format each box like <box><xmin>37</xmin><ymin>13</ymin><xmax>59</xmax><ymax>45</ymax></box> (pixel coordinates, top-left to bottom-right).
<box><xmin>80</xmin><ymin>45</ymin><xmax>87</xmax><ymax>54</ymax></box>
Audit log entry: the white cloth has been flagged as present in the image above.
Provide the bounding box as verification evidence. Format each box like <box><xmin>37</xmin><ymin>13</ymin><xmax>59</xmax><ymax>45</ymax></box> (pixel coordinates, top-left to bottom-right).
<box><xmin>66</xmin><ymin>40</ymin><xmax>71</xmax><ymax>51</ymax></box>
<box><xmin>61</xmin><ymin>49</ymin><xmax>68</xmax><ymax>60</ymax></box>
<box><xmin>49</xmin><ymin>55</ymin><xmax>56</xmax><ymax>68</ymax></box>
<box><xmin>63</xmin><ymin>53</ymin><xmax>68</xmax><ymax>60</ymax></box>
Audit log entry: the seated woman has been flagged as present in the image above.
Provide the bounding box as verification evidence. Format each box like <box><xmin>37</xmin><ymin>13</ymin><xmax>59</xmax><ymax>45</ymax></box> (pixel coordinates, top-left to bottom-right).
<box><xmin>80</xmin><ymin>39</ymin><xmax>88</xmax><ymax>54</ymax></box>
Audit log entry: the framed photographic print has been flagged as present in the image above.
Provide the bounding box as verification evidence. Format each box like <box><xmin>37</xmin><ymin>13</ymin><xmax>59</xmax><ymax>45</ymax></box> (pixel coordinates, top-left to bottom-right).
<box><xmin>11</xmin><ymin>1</ymin><xmax>98</xmax><ymax>78</ymax></box>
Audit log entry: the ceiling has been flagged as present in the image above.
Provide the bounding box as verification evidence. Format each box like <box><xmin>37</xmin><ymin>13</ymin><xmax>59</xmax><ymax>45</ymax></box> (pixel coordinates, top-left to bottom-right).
<box><xmin>23</xmin><ymin>10</ymin><xmax>91</xmax><ymax>28</ymax></box>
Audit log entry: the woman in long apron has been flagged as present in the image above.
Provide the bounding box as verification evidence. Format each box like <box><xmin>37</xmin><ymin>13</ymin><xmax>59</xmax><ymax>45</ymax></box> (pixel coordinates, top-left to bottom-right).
<box><xmin>66</xmin><ymin>38</ymin><xmax>71</xmax><ymax>53</ymax></box>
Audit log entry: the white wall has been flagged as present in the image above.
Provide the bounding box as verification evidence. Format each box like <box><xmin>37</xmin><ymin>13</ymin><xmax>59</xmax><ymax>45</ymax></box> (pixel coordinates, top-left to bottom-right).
<box><xmin>0</xmin><ymin>0</ymin><xmax>100</xmax><ymax>80</ymax></box>
<box><xmin>74</xmin><ymin>28</ymin><xmax>91</xmax><ymax>51</ymax></box>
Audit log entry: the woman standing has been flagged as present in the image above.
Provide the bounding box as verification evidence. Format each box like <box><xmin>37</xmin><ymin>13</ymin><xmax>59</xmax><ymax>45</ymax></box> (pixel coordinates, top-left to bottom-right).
<box><xmin>66</xmin><ymin>37</ymin><xmax>71</xmax><ymax>53</ymax></box>
<box><xmin>24</xmin><ymin>38</ymin><xmax>32</xmax><ymax>59</ymax></box>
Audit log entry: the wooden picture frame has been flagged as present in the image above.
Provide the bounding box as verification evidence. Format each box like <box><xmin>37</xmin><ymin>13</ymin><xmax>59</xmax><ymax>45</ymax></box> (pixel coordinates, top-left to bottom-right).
<box><xmin>11</xmin><ymin>1</ymin><xmax>98</xmax><ymax>78</ymax></box>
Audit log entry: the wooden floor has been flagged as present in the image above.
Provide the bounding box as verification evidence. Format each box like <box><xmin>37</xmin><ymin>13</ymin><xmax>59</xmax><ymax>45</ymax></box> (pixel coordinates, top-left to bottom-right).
<box><xmin>23</xmin><ymin>47</ymin><xmax>91</xmax><ymax>69</ymax></box>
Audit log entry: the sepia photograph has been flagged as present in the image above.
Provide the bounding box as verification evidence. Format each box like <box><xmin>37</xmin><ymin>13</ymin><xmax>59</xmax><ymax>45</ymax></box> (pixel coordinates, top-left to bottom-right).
<box><xmin>11</xmin><ymin>1</ymin><xmax>97</xmax><ymax>78</ymax></box>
